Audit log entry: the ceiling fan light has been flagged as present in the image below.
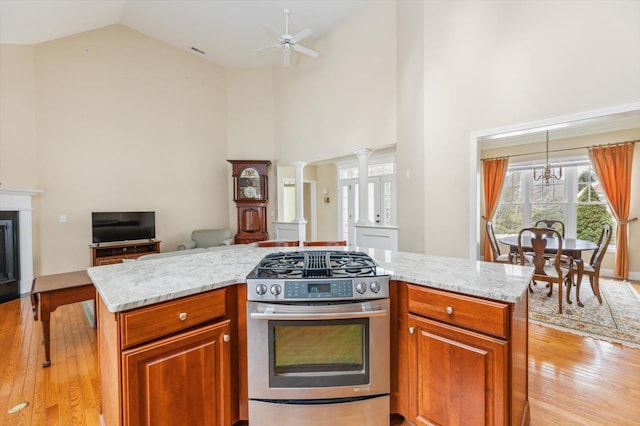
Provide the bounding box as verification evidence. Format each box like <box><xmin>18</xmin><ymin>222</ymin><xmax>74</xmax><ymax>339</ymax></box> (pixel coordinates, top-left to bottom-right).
<box><xmin>254</xmin><ymin>9</ymin><xmax>319</xmax><ymax>68</ymax></box>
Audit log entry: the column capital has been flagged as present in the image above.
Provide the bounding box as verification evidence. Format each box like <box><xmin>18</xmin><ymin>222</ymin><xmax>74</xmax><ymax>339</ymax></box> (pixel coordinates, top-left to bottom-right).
<box><xmin>353</xmin><ymin>148</ymin><xmax>372</xmax><ymax>157</ymax></box>
<box><xmin>291</xmin><ymin>161</ymin><xmax>307</xmax><ymax>168</ymax></box>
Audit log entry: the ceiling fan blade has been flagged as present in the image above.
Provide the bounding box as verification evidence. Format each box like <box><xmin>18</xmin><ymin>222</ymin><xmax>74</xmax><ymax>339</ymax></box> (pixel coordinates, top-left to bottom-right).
<box><xmin>283</xmin><ymin>45</ymin><xmax>291</xmax><ymax>67</ymax></box>
<box><xmin>293</xmin><ymin>44</ymin><xmax>319</xmax><ymax>58</ymax></box>
<box><xmin>254</xmin><ymin>44</ymin><xmax>281</xmax><ymax>55</ymax></box>
<box><xmin>263</xmin><ymin>25</ymin><xmax>281</xmax><ymax>41</ymax></box>
<box><xmin>291</xmin><ymin>27</ymin><xmax>312</xmax><ymax>43</ymax></box>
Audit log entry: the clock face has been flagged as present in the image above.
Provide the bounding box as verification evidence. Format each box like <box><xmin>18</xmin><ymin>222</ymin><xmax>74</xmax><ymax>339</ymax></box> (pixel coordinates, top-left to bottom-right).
<box><xmin>243</xmin><ymin>186</ymin><xmax>257</xmax><ymax>198</ymax></box>
<box><xmin>238</xmin><ymin>167</ymin><xmax>262</xmax><ymax>199</ymax></box>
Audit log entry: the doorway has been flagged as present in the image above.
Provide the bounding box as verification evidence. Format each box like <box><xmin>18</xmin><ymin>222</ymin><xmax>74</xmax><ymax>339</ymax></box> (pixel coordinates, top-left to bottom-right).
<box><xmin>469</xmin><ymin>102</ymin><xmax>640</xmax><ymax>260</ymax></box>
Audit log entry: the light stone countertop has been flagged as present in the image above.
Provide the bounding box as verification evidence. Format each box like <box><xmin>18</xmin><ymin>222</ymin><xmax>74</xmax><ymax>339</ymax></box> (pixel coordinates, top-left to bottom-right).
<box><xmin>87</xmin><ymin>245</ymin><xmax>534</xmax><ymax>313</ymax></box>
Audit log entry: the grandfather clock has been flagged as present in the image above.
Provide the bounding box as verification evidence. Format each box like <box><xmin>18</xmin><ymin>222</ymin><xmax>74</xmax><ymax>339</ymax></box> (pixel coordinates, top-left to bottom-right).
<box><xmin>228</xmin><ymin>160</ymin><xmax>271</xmax><ymax>244</ymax></box>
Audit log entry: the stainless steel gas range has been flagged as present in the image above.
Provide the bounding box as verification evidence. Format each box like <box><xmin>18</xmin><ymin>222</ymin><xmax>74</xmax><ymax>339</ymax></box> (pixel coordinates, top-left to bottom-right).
<box><xmin>246</xmin><ymin>250</ymin><xmax>390</xmax><ymax>426</ymax></box>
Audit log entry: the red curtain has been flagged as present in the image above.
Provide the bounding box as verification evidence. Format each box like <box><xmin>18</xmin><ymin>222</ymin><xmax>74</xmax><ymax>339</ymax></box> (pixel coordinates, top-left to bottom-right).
<box><xmin>589</xmin><ymin>143</ymin><xmax>635</xmax><ymax>278</ymax></box>
<box><xmin>482</xmin><ymin>157</ymin><xmax>509</xmax><ymax>261</ymax></box>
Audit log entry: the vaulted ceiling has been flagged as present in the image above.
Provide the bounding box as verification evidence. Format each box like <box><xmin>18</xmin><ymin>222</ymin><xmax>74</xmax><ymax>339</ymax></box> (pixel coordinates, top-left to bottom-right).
<box><xmin>0</xmin><ymin>0</ymin><xmax>370</xmax><ymax>68</ymax></box>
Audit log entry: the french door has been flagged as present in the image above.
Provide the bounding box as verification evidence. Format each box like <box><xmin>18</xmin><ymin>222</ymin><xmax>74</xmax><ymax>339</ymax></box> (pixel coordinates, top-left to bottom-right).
<box><xmin>340</xmin><ymin>177</ymin><xmax>385</xmax><ymax>244</ymax></box>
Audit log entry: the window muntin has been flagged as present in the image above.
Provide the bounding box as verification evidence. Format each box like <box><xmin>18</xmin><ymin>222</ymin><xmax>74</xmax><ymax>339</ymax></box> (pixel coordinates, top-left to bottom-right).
<box><xmin>493</xmin><ymin>159</ymin><xmax>615</xmax><ymax>246</ymax></box>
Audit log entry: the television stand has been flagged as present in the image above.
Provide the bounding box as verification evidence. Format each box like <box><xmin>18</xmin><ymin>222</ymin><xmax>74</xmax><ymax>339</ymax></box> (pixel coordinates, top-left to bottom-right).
<box><xmin>90</xmin><ymin>240</ymin><xmax>161</xmax><ymax>266</ymax></box>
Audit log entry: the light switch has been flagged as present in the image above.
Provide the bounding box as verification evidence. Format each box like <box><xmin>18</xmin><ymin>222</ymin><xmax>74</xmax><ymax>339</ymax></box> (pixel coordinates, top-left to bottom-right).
<box><xmin>59</xmin><ymin>214</ymin><xmax>67</xmax><ymax>223</ymax></box>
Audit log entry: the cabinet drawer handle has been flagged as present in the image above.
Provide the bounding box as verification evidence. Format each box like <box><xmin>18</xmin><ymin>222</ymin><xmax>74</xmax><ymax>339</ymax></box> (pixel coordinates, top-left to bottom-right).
<box><xmin>223</xmin><ymin>334</ymin><xmax>231</xmax><ymax>343</ymax></box>
<box><xmin>408</xmin><ymin>327</ymin><xmax>415</xmax><ymax>334</ymax></box>
<box><xmin>445</xmin><ymin>306</ymin><xmax>453</xmax><ymax>315</ymax></box>
<box><xmin>179</xmin><ymin>312</ymin><xmax>187</xmax><ymax>321</ymax></box>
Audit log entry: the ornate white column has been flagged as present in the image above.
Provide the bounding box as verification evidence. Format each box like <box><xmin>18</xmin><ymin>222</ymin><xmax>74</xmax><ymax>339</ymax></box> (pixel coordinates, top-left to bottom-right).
<box><xmin>354</xmin><ymin>149</ymin><xmax>372</xmax><ymax>225</ymax></box>
<box><xmin>292</xmin><ymin>161</ymin><xmax>307</xmax><ymax>223</ymax></box>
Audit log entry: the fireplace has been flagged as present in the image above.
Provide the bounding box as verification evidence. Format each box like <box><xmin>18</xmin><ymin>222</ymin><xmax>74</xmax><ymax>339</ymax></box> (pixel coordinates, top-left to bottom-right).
<box><xmin>0</xmin><ymin>212</ymin><xmax>19</xmax><ymax>302</ymax></box>
<box><xmin>0</xmin><ymin>188</ymin><xmax>41</xmax><ymax>300</ymax></box>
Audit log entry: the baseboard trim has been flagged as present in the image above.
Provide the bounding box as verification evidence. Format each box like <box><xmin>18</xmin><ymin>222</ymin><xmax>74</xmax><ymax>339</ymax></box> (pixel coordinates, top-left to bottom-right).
<box><xmin>600</xmin><ymin>269</ymin><xmax>640</xmax><ymax>282</ymax></box>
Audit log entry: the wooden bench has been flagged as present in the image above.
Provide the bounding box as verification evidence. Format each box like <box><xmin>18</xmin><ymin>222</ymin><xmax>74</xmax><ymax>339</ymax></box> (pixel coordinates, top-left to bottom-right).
<box><xmin>31</xmin><ymin>270</ymin><xmax>96</xmax><ymax>367</ymax></box>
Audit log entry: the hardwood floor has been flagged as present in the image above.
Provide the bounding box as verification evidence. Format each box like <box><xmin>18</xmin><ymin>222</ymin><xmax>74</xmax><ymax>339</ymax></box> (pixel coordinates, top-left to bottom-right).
<box><xmin>0</xmin><ymin>297</ymin><xmax>99</xmax><ymax>426</ymax></box>
<box><xmin>1</xmin><ymin>282</ymin><xmax>639</xmax><ymax>425</ymax></box>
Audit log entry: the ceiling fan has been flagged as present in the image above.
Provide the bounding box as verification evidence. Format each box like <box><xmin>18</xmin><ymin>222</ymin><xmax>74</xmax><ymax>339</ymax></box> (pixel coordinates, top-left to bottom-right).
<box><xmin>255</xmin><ymin>8</ymin><xmax>319</xmax><ymax>67</ymax></box>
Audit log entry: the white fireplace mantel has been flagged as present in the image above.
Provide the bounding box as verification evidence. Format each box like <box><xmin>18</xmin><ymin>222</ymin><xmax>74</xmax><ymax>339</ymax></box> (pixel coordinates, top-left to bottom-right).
<box><xmin>0</xmin><ymin>188</ymin><xmax>43</xmax><ymax>295</ymax></box>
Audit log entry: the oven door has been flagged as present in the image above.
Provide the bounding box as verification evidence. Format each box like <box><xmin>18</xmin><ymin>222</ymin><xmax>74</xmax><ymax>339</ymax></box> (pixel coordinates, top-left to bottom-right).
<box><xmin>247</xmin><ymin>299</ymin><xmax>390</xmax><ymax>400</ymax></box>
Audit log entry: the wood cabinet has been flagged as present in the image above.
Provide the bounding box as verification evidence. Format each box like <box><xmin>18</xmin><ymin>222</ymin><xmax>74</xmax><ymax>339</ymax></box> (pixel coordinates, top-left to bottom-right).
<box><xmin>90</xmin><ymin>240</ymin><xmax>161</xmax><ymax>266</ymax></box>
<box><xmin>98</xmin><ymin>288</ymin><xmax>234</xmax><ymax>426</ymax></box>
<box><xmin>394</xmin><ymin>283</ymin><xmax>529</xmax><ymax>426</ymax></box>
<box><xmin>123</xmin><ymin>321</ymin><xmax>231</xmax><ymax>425</ymax></box>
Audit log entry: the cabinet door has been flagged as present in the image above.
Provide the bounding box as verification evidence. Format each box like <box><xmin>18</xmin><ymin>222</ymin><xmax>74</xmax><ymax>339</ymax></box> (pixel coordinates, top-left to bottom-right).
<box><xmin>408</xmin><ymin>315</ymin><xmax>507</xmax><ymax>426</ymax></box>
<box><xmin>123</xmin><ymin>320</ymin><xmax>232</xmax><ymax>426</ymax></box>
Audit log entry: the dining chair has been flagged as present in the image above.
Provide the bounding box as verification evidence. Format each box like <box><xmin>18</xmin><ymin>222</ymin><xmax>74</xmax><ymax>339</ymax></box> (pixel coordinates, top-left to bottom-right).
<box><xmin>535</xmin><ymin>219</ymin><xmax>565</xmax><ymax>238</ymax></box>
<box><xmin>255</xmin><ymin>240</ymin><xmax>300</xmax><ymax>247</ymax></box>
<box><xmin>518</xmin><ymin>227</ymin><xmax>573</xmax><ymax>314</ymax></box>
<box><xmin>571</xmin><ymin>223</ymin><xmax>612</xmax><ymax>307</ymax></box>
<box><xmin>486</xmin><ymin>221</ymin><xmax>513</xmax><ymax>263</ymax></box>
<box><xmin>535</xmin><ymin>219</ymin><xmax>569</xmax><ymax>266</ymax></box>
<box><xmin>303</xmin><ymin>240</ymin><xmax>347</xmax><ymax>247</ymax></box>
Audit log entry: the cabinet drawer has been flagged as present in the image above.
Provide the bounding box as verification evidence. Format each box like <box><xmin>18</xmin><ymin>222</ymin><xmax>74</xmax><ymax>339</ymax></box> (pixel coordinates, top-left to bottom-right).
<box><xmin>120</xmin><ymin>289</ymin><xmax>227</xmax><ymax>349</ymax></box>
<box><xmin>407</xmin><ymin>284</ymin><xmax>508</xmax><ymax>339</ymax></box>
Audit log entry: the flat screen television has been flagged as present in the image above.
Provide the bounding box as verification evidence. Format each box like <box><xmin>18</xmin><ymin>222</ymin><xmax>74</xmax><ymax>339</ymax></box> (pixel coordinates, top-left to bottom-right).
<box><xmin>92</xmin><ymin>211</ymin><xmax>155</xmax><ymax>244</ymax></box>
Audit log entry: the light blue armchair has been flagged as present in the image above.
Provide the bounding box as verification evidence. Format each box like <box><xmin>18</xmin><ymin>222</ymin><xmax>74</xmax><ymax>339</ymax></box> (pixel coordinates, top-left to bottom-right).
<box><xmin>177</xmin><ymin>229</ymin><xmax>233</xmax><ymax>250</ymax></box>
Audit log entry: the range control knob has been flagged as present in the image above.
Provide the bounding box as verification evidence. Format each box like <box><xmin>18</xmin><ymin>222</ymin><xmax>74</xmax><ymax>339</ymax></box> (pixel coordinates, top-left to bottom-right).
<box><xmin>356</xmin><ymin>282</ymin><xmax>368</xmax><ymax>294</ymax></box>
<box><xmin>256</xmin><ymin>284</ymin><xmax>268</xmax><ymax>296</ymax></box>
<box><xmin>370</xmin><ymin>281</ymin><xmax>381</xmax><ymax>293</ymax></box>
<box><xmin>270</xmin><ymin>284</ymin><xmax>282</xmax><ymax>296</ymax></box>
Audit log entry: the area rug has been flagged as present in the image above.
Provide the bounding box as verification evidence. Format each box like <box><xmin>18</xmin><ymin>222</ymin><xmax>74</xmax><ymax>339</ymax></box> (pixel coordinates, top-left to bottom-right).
<box><xmin>528</xmin><ymin>279</ymin><xmax>640</xmax><ymax>348</ymax></box>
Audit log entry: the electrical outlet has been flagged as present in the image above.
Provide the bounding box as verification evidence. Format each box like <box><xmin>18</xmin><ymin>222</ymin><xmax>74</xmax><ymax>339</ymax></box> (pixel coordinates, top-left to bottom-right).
<box><xmin>59</xmin><ymin>214</ymin><xmax>67</xmax><ymax>223</ymax></box>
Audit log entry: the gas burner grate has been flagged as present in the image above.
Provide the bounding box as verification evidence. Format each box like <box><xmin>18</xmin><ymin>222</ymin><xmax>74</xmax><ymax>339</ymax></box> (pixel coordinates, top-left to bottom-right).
<box><xmin>253</xmin><ymin>251</ymin><xmax>378</xmax><ymax>279</ymax></box>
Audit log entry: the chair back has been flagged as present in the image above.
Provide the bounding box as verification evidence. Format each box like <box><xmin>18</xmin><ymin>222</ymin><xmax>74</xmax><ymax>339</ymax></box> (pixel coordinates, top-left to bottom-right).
<box><xmin>534</xmin><ymin>220</ymin><xmax>565</xmax><ymax>238</ymax></box>
<box><xmin>517</xmin><ymin>227</ymin><xmax>563</xmax><ymax>277</ymax></box>
<box><xmin>486</xmin><ymin>221</ymin><xmax>502</xmax><ymax>261</ymax></box>
<box><xmin>589</xmin><ymin>223</ymin><xmax>612</xmax><ymax>270</ymax></box>
<box><xmin>303</xmin><ymin>240</ymin><xmax>347</xmax><ymax>247</ymax></box>
<box><xmin>255</xmin><ymin>240</ymin><xmax>300</xmax><ymax>247</ymax></box>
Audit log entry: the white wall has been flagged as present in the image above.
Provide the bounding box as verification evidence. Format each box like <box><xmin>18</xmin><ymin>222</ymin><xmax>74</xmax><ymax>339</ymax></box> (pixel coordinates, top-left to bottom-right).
<box><xmin>421</xmin><ymin>0</ymin><xmax>640</xmax><ymax>257</ymax></box>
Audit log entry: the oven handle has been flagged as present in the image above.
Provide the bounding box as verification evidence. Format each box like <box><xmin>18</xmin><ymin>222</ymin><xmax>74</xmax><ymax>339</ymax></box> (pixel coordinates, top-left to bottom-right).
<box><xmin>250</xmin><ymin>309</ymin><xmax>388</xmax><ymax>321</ymax></box>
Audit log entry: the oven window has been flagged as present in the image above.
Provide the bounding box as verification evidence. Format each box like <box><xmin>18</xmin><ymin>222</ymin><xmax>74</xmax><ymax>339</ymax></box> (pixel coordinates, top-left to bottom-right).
<box><xmin>269</xmin><ymin>318</ymin><xmax>370</xmax><ymax>388</ymax></box>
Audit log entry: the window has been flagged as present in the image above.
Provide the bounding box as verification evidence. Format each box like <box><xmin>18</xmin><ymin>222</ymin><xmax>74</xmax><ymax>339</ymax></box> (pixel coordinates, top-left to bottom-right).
<box><xmin>493</xmin><ymin>158</ymin><xmax>615</xmax><ymax>246</ymax></box>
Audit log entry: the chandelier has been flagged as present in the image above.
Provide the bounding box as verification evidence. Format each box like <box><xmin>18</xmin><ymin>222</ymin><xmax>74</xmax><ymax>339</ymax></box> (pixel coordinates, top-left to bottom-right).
<box><xmin>533</xmin><ymin>130</ymin><xmax>562</xmax><ymax>186</ymax></box>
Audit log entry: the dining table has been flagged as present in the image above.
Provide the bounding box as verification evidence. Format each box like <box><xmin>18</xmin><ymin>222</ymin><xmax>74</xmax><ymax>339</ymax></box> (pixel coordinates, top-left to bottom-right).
<box><xmin>498</xmin><ymin>235</ymin><xmax>598</xmax><ymax>306</ymax></box>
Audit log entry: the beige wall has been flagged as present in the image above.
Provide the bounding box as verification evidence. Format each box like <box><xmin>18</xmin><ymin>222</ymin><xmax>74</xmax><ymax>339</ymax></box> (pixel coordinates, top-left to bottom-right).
<box><xmin>315</xmin><ymin>164</ymin><xmax>340</xmax><ymax>241</ymax></box>
<box><xmin>396</xmin><ymin>0</ymin><xmax>425</xmax><ymax>253</ymax></box>
<box><xmin>481</xmin><ymin>128</ymin><xmax>640</xmax><ymax>275</ymax></box>
<box><xmin>2</xmin><ymin>1</ymin><xmax>639</xmax><ymax>277</ymax></box>
<box><xmin>273</xmin><ymin>1</ymin><xmax>397</xmax><ymax>163</ymax></box>
<box><xmin>1</xmin><ymin>25</ymin><xmax>228</xmax><ymax>274</ymax></box>
<box><xmin>226</xmin><ymin>68</ymin><xmax>277</xmax><ymax>235</ymax></box>
<box><xmin>420</xmin><ymin>0</ymin><xmax>640</xmax><ymax>262</ymax></box>
<box><xmin>0</xmin><ymin>45</ymin><xmax>38</xmax><ymax>189</ymax></box>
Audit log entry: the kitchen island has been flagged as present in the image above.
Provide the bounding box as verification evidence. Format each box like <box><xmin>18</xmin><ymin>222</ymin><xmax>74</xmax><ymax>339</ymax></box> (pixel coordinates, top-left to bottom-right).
<box><xmin>88</xmin><ymin>246</ymin><xmax>533</xmax><ymax>425</ymax></box>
